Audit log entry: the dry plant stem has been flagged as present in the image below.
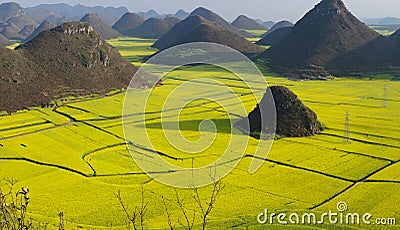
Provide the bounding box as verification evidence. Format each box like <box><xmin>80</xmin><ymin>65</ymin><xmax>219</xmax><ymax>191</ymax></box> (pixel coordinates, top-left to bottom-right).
<box><xmin>193</xmin><ymin>179</ymin><xmax>224</xmax><ymax>230</ymax></box>
<box><xmin>139</xmin><ymin>182</ymin><xmax>148</xmax><ymax>230</ymax></box>
<box><xmin>0</xmin><ymin>179</ymin><xmax>32</xmax><ymax>230</ymax></box>
<box><xmin>59</xmin><ymin>212</ymin><xmax>65</xmax><ymax>230</ymax></box>
<box><xmin>162</xmin><ymin>196</ymin><xmax>174</xmax><ymax>230</ymax></box>
<box><xmin>115</xmin><ymin>182</ymin><xmax>147</xmax><ymax>230</ymax></box>
<box><xmin>174</xmin><ymin>189</ymin><xmax>195</xmax><ymax>230</ymax></box>
<box><xmin>115</xmin><ymin>190</ymin><xmax>138</xmax><ymax>230</ymax></box>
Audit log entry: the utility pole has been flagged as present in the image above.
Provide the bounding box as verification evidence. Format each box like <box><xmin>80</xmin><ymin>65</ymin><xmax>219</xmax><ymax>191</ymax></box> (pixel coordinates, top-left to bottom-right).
<box><xmin>344</xmin><ymin>111</ymin><xmax>350</xmax><ymax>143</ymax></box>
<box><xmin>192</xmin><ymin>157</ymin><xmax>194</xmax><ymax>178</ymax></box>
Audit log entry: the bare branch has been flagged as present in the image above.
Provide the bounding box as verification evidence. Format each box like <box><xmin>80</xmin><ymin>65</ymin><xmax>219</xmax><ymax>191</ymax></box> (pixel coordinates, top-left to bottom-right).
<box><xmin>139</xmin><ymin>182</ymin><xmax>147</xmax><ymax>230</ymax></box>
<box><xmin>59</xmin><ymin>211</ymin><xmax>65</xmax><ymax>230</ymax></box>
<box><xmin>0</xmin><ymin>179</ymin><xmax>33</xmax><ymax>230</ymax></box>
<box><xmin>114</xmin><ymin>190</ymin><xmax>138</xmax><ymax>230</ymax></box>
<box><xmin>162</xmin><ymin>196</ymin><xmax>174</xmax><ymax>230</ymax></box>
<box><xmin>174</xmin><ymin>189</ymin><xmax>195</xmax><ymax>230</ymax></box>
<box><xmin>192</xmin><ymin>179</ymin><xmax>224</xmax><ymax>230</ymax></box>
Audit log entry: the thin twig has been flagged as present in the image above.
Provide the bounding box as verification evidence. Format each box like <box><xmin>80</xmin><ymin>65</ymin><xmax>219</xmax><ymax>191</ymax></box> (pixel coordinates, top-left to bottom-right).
<box><xmin>175</xmin><ymin>189</ymin><xmax>195</xmax><ymax>230</ymax></box>
<box><xmin>114</xmin><ymin>190</ymin><xmax>138</xmax><ymax>230</ymax></box>
<box><xmin>162</xmin><ymin>196</ymin><xmax>174</xmax><ymax>230</ymax></box>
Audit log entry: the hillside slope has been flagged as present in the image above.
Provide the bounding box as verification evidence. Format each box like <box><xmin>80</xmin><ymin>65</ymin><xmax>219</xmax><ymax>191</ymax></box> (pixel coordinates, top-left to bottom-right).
<box><xmin>232</xmin><ymin>15</ymin><xmax>266</xmax><ymax>30</ymax></box>
<box><xmin>258</xmin><ymin>0</ymin><xmax>381</xmax><ymax>77</ymax></box>
<box><xmin>0</xmin><ymin>2</ymin><xmax>38</xmax><ymax>40</ymax></box>
<box><xmin>126</xmin><ymin>18</ymin><xmax>178</xmax><ymax>39</ymax></box>
<box><xmin>24</xmin><ymin>20</ymin><xmax>56</xmax><ymax>42</ymax></box>
<box><xmin>256</xmin><ymin>27</ymin><xmax>293</xmax><ymax>46</ymax></box>
<box><xmin>0</xmin><ymin>22</ymin><xmax>146</xmax><ymax>112</ymax></box>
<box><xmin>80</xmin><ymin>13</ymin><xmax>120</xmax><ymax>39</ymax></box>
<box><xmin>189</xmin><ymin>7</ymin><xmax>252</xmax><ymax>37</ymax></box>
<box><xmin>0</xmin><ymin>34</ymin><xmax>11</xmax><ymax>46</ymax></box>
<box><xmin>112</xmin><ymin>12</ymin><xmax>144</xmax><ymax>35</ymax></box>
<box><xmin>153</xmin><ymin>15</ymin><xmax>264</xmax><ymax>55</ymax></box>
<box><xmin>260</xmin><ymin>20</ymin><xmax>294</xmax><ymax>38</ymax></box>
<box><xmin>326</xmin><ymin>32</ymin><xmax>400</xmax><ymax>75</ymax></box>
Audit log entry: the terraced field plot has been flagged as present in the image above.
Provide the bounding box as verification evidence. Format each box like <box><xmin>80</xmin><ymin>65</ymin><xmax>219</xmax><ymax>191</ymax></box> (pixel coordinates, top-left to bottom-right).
<box><xmin>107</xmin><ymin>37</ymin><xmax>157</xmax><ymax>67</ymax></box>
<box><xmin>0</xmin><ymin>38</ymin><xmax>399</xmax><ymax>229</ymax></box>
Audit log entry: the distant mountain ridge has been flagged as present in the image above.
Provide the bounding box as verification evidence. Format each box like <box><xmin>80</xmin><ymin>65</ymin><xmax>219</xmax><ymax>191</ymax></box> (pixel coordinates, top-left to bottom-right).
<box><xmin>25</xmin><ymin>3</ymin><xmax>129</xmax><ymax>26</ymax></box>
<box><xmin>137</xmin><ymin>10</ymin><xmax>162</xmax><ymax>20</ymax></box>
<box><xmin>174</xmin><ymin>9</ymin><xmax>189</xmax><ymax>20</ymax></box>
<box><xmin>0</xmin><ymin>2</ymin><xmax>38</xmax><ymax>40</ymax></box>
<box><xmin>262</xmin><ymin>21</ymin><xmax>275</xmax><ymax>29</ymax></box>
<box><xmin>362</xmin><ymin>17</ymin><xmax>400</xmax><ymax>25</ymax></box>
<box><xmin>189</xmin><ymin>7</ymin><xmax>252</xmax><ymax>38</ymax></box>
<box><xmin>232</xmin><ymin>15</ymin><xmax>266</xmax><ymax>30</ymax></box>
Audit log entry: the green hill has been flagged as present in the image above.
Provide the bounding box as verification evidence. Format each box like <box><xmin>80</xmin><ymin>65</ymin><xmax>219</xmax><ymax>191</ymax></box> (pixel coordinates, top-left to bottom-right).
<box><xmin>80</xmin><ymin>13</ymin><xmax>120</xmax><ymax>39</ymax></box>
<box><xmin>0</xmin><ymin>22</ymin><xmax>146</xmax><ymax>112</ymax></box>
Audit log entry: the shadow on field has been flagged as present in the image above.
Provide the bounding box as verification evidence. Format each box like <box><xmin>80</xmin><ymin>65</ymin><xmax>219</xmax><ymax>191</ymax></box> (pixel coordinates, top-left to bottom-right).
<box><xmin>143</xmin><ymin>118</ymin><xmax>245</xmax><ymax>134</ymax></box>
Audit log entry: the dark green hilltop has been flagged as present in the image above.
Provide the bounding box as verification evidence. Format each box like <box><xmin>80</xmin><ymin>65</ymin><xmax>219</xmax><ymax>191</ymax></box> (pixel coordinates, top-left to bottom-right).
<box><xmin>256</xmin><ymin>0</ymin><xmax>400</xmax><ymax>78</ymax></box>
<box><xmin>80</xmin><ymin>13</ymin><xmax>120</xmax><ymax>39</ymax></box>
<box><xmin>260</xmin><ymin>20</ymin><xmax>294</xmax><ymax>38</ymax></box>
<box><xmin>189</xmin><ymin>7</ymin><xmax>253</xmax><ymax>38</ymax></box>
<box><xmin>111</xmin><ymin>12</ymin><xmax>145</xmax><ymax>35</ymax></box>
<box><xmin>256</xmin><ymin>27</ymin><xmax>293</xmax><ymax>46</ymax></box>
<box><xmin>153</xmin><ymin>15</ymin><xmax>265</xmax><ymax>55</ymax></box>
<box><xmin>126</xmin><ymin>17</ymin><xmax>180</xmax><ymax>39</ymax></box>
<box><xmin>231</xmin><ymin>15</ymin><xmax>267</xmax><ymax>30</ymax></box>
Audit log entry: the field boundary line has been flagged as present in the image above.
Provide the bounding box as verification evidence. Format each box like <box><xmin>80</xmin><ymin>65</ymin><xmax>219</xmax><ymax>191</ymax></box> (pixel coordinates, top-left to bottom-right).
<box><xmin>325</xmin><ymin>128</ymin><xmax>400</xmax><ymax>142</ymax></box>
<box><xmin>81</xmin><ymin>142</ymin><xmax>127</xmax><ymax>175</ymax></box>
<box><xmin>309</xmin><ymin>183</ymin><xmax>357</xmax><ymax>210</ymax></box>
<box><xmin>0</xmin><ymin>121</ymin><xmax>51</xmax><ymax>132</ymax></box>
<box><xmin>320</xmin><ymin>133</ymin><xmax>400</xmax><ymax>149</ymax></box>
<box><xmin>284</xmin><ymin>138</ymin><xmax>394</xmax><ymax>162</ymax></box>
<box><xmin>364</xmin><ymin>180</ymin><xmax>400</xmax><ymax>184</ymax></box>
<box><xmin>0</xmin><ymin>157</ymin><xmax>88</xmax><ymax>177</ymax></box>
<box><xmin>310</xmin><ymin>160</ymin><xmax>400</xmax><ymax>210</ymax></box>
<box><xmin>244</xmin><ymin>155</ymin><xmax>355</xmax><ymax>183</ymax></box>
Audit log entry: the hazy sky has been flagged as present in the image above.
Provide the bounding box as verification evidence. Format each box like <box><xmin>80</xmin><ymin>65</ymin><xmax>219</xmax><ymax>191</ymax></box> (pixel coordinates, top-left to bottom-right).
<box><xmin>4</xmin><ymin>0</ymin><xmax>400</xmax><ymax>22</ymax></box>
